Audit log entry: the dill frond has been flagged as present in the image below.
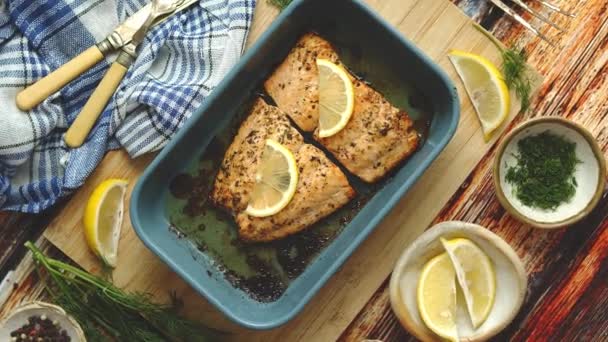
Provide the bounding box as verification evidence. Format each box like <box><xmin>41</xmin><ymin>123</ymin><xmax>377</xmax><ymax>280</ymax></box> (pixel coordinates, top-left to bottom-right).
<box><xmin>25</xmin><ymin>242</ymin><xmax>225</xmax><ymax>342</ymax></box>
<box><xmin>268</xmin><ymin>0</ymin><xmax>293</xmax><ymax>10</ymax></box>
<box><xmin>473</xmin><ymin>23</ymin><xmax>533</xmax><ymax>112</ymax></box>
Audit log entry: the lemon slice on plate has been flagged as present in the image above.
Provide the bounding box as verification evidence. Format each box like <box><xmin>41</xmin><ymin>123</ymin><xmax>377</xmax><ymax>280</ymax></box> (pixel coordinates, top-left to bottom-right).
<box><xmin>441</xmin><ymin>237</ymin><xmax>496</xmax><ymax>328</ymax></box>
<box><xmin>245</xmin><ymin>139</ymin><xmax>298</xmax><ymax>217</ymax></box>
<box><xmin>417</xmin><ymin>253</ymin><xmax>459</xmax><ymax>342</ymax></box>
<box><xmin>83</xmin><ymin>179</ymin><xmax>128</xmax><ymax>267</ymax></box>
<box><xmin>316</xmin><ymin>58</ymin><xmax>355</xmax><ymax>138</ymax></box>
<box><xmin>448</xmin><ymin>50</ymin><xmax>510</xmax><ymax>140</ymax></box>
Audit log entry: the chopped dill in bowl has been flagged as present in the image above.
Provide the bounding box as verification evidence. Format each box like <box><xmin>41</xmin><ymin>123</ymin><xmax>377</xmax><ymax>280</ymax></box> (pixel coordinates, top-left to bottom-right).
<box><xmin>505</xmin><ymin>131</ymin><xmax>580</xmax><ymax>210</ymax></box>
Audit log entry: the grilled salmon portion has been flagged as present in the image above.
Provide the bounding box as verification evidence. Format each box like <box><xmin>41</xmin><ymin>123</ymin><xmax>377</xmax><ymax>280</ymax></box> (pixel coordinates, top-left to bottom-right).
<box><xmin>210</xmin><ymin>98</ymin><xmax>304</xmax><ymax>213</ymax></box>
<box><xmin>211</xmin><ymin>98</ymin><xmax>355</xmax><ymax>242</ymax></box>
<box><xmin>236</xmin><ymin>144</ymin><xmax>355</xmax><ymax>242</ymax></box>
<box><xmin>315</xmin><ymin>79</ymin><xmax>420</xmax><ymax>183</ymax></box>
<box><xmin>266</xmin><ymin>32</ymin><xmax>419</xmax><ymax>183</ymax></box>
<box><xmin>264</xmin><ymin>33</ymin><xmax>339</xmax><ymax>132</ymax></box>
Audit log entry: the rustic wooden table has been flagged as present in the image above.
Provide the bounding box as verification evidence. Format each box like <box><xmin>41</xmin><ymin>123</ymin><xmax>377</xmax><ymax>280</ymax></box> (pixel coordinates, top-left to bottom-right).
<box><xmin>1</xmin><ymin>0</ymin><xmax>607</xmax><ymax>341</ymax></box>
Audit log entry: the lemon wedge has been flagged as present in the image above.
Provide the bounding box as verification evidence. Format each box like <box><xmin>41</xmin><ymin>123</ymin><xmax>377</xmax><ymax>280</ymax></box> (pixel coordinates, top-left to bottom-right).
<box><xmin>441</xmin><ymin>237</ymin><xmax>496</xmax><ymax>328</ymax></box>
<box><xmin>417</xmin><ymin>253</ymin><xmax>459</xmax><ymax>342</ymax></box>
<box><xmin>448</xmin><ymin>50</ymin><xmax>510</xmax><ymax>141</ymax></box>
<box><xmin>316</xmin><ymin>59</ymin><xmax>355</xmax><ymax>138</ymax></box>
<box><xmin>245</xmin><ymin>139</ymin><xmax>298</xmax><ymax>217</ymax></box>
<box><xmin>83</xmin><ymin>179</ymin><xmax>128</xmax><ymax>267</ymax></box>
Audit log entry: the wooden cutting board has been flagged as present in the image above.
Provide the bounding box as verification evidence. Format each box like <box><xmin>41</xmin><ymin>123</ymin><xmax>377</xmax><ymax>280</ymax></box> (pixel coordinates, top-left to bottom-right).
<box><xmin>44</xmin><ymin>0</ymin><xmax>541</xmax><ymax>340</ymax></box>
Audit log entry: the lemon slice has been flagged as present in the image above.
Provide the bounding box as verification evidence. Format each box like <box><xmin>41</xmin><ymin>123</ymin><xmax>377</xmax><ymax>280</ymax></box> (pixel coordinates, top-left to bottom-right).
<box><xmin>441</xmin><ymin>237</ymin><xmax>496</xmax><ymax>328</ymax></box>
<box><xmin>417</xmin><ymin>253</ymin><xmax>459</xmax><ymax>342</ymax></box>
<box><xmin>448</xmin><ymin>50</ymin><xmax>510</xmax><ymax>141</ymax></box>
<box><xmin>316</xmin><ymin>59</ymin><xmax>355</xmax><ymax>138</ymax></box>
<box><xmin>83</xmin><ymin>179</ymin><xmax>128</xmax><ymax>267</ymax></box>
<box><xmin>245</xmin><ymin>139</ymin><xmax>298</xmax><ymax>217</ymax></box>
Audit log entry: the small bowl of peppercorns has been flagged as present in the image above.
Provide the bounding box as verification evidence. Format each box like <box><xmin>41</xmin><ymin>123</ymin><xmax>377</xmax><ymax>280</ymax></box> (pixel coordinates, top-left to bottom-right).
<box><xmin>0</xmin><ymin>301</ymin><xmax>85</xmax><ymax>342</ymax></box>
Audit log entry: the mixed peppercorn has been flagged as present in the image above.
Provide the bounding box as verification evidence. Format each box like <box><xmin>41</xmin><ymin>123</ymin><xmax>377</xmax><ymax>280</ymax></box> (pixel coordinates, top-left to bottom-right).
<box><xmin>9</xmin><ymin>315</ymin><xmax>71</xmax><ymax>342</ymax></box>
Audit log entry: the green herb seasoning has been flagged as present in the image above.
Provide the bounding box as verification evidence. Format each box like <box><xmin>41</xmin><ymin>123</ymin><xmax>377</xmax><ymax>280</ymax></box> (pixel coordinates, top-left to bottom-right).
<box><xmin>268</xmin><ymin>0</ymin><xmax>292</xmax><ymax>10</ymax></box>
<box><xmin>25</xmin><ymin>242</ymin><xmax>222</xmax><ymax>342</ymax></box>
<box><xmin>473</xmin><ymin>23</ymin><xmax>533</xmax><ymax>112</ymax></box>
<box><xmin>505</xmin><ymin>131</ymin><xmax>580</xmax><ymax>210</ymax></box>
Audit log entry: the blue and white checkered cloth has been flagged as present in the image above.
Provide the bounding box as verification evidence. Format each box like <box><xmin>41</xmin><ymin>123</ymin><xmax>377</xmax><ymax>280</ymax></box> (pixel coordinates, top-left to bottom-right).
<box><xmin>0</xmin><ymin>0</ymin><xmax>255</xmax><ymax>213</ymax></box>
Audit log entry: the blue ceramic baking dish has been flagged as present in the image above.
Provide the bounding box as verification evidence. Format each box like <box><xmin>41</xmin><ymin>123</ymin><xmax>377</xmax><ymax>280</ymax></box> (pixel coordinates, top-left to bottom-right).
<box><xmin>131</xmin><ymin>0</ymin><xmax>459</xmax><ymax>330</ymax></box>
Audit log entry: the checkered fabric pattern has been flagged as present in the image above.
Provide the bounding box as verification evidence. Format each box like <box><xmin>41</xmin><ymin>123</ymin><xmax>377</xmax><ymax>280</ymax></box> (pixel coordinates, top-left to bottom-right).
<box><xmin>0</xmin><ymin>0</ymin><xmax>255</xmax><ymax>213</ymax></box>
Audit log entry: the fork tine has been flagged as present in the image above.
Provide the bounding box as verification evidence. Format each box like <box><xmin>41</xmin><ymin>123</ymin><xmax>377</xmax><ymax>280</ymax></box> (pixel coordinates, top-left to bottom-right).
<box><xmin>532</xmin><ymin>0</ymin><xmax>576</xmax><ymax>17</ymax></box>
<box><xmin>510</xmin><ymin>0</ymin><xmax>566</xmax><ymax>32</ymax></box>
<box><xmin>489</xmin><ymin>0</ymin><xmax>557</xmax><ymax>47</ymax></box>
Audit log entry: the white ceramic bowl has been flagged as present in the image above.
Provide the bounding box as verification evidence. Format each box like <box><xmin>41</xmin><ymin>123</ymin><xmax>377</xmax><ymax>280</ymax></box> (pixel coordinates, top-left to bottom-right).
<box><xmin>0</xmin><ymin>301</ymin><xmax>85</xmax><ymax>341</ymax></box>
<box><xmin>493</xmin><ymin>117</ymin><xmax>606</xmax><ymax>229</ymax></box>
<box><xmin>389</xmin><ymin>221</ymin><xmax>527</xmax><ymax>342</ymax></box>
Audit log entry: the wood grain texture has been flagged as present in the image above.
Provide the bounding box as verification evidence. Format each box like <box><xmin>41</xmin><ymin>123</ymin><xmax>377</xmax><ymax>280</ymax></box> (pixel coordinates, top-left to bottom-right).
<box><xmin>41</xmin><ymin>1</ymin><xmax>538</xmax><ymax>341</ymax></box>
<box><xmin>0</xmin><ymin>213</ymin><xmax>32</xmax><ymax>270</ymax></box>
<box><xmin>0</xmin><ymin>209</ymin><xmax>61</xmax><ymax>277</ymax></box>
<box><xmin>0</xmin><ymin>238</ymin><xmax>62</xmax><ymax>318</ymax></box>
<box><xmin>341</xmin><ymin>0</ymin><xmax>608</xmax><ymax>340</ymax></box>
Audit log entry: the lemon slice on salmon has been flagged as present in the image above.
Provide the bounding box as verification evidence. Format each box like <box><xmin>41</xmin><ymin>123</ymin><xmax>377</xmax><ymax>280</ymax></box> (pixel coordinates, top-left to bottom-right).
<box><xmin>448</xmin><ymin>50</ymin><xmax>510</xmax><ymax>141</ymax></box>
<box><xmin>83</xmin><ymin>179</ymin><xmax>128</xmax><ymax>267</ymax></box>
<box><xmin>316</xmin><ymin>59</ymin><xmax>355</xmax><ymax>138</ymax></box>
<box><xmin>245</xmin><ymin>139</ymin><xmax>298</xmax><ymax>217</ymax></box>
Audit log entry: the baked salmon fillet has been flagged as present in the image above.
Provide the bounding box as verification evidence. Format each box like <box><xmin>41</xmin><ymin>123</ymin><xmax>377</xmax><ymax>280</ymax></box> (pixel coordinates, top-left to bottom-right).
<box><xmin>264</xmin><ymin>33</ymin><xmax>339</xmax><ymax>132</ymax></box>
<box><xmin>314</xmin><ymin>79</ymin><xmax>420</xmax><ymax>183</ymax></box>
<box><xmin>266</xmin><ymin>32</ymin><xmax>420</xmax><ymax>183</ymax></box>
<box><xmin>237</xmin><ymin>144</ymin><xmax>355</xmax><ymax>242</ymax></box>
<box><xmin>210</xmin><ymin>99</ymin><xmax>355</xmax><ymax>242</ymax></box>
<box><xmin>210</xmin><ymin>98</ymin><xmax>304</xmax><ymax>213</ymax></box>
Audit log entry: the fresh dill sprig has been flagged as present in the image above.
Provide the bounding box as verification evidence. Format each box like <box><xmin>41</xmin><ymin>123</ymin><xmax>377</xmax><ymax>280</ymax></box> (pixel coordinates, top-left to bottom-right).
<box><xmin>502</xmin><ymin>48</ymin><xmax>532</xmax><ymax>112</ymax></box>
<box><xmin>268</xmin><ymin>0</ymin><xmax>293</xmax><ymax>10</ymax></box>
<box><xmin>474</xmin><ymin>23</ymin><xmax>533</xmax><ymax>112</ymax></box>
<box><xmin>25</xmin><ymin>242</ymin><xmax>224</xmax><ymax>342</ymax></box>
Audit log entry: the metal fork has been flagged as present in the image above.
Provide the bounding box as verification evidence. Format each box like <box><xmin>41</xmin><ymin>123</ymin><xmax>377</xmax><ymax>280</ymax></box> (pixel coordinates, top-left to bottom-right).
<box><xmin>488</xmin><ymin>0</ymin><xmax>575</xmax><ymax>46</ymax></box>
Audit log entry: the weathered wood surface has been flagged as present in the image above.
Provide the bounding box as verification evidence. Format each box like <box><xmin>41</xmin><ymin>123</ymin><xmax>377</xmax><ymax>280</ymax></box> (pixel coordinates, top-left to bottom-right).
<box><xmin>0</xmin><ymin>208</ymin><xmax>63</xmax><ymax>282</ymax></box>
<box><xmin>1</xmin><ymin>0</ymin><xmax>607</xmax><ymax>341</ymax></box>
<box><xmin>340</xmin><ymin>0</ymin><xmax>608</xmax><ymax>340</ymax></box>
<box><xmin>0</xmin><ymin>237</ymin><xmax>60</xmax><ymax>319</ymax></box>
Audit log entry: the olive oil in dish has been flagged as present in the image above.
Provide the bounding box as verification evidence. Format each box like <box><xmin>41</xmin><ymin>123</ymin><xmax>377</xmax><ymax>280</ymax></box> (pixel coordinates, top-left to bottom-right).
<box><xmin>166</xmin><ymin>99</ymin><xmax>370</xmax><ymax>302</ymax></box>
<box><xmin>165</xmin><ymin>31</ymin><xmax>434</xmax><ymax>302</ymax></box>
<box><xmin>166</xmin><ymin>76</ymin><xmax>433</xmax><ymax>302</ymax></box>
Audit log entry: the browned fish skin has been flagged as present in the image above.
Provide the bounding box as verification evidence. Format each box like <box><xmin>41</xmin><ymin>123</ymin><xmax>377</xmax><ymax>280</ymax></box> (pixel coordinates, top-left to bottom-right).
<box><xmin>210</xmin><ymin>98</ymin><xmax>304</xmax><ymax>213</ymax></box>
<box><xmin>210</xmin><ymin>99</ymin><xmax>355</xmax><ymax>242</ymax></box>
<box><xmin>236</xmin><ymin>144</ymin><xmax>355</xmax><ymax>242</ymax></box>
<box><xmin>264</xmin><ymin>33</ymin><xmax>340</xmax><ymax>132</ymax></box>
<box><xmin>315</xmin><ymin>78</ymin><xmax>420</xmax><ymax>183</ymax></box>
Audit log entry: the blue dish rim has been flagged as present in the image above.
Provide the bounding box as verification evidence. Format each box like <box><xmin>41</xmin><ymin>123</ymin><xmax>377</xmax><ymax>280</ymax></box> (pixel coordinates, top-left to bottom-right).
<box><xmin>130</xmin><ymin>0</ymin><xmax>460</xmax><ymax>330</ymax></box>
